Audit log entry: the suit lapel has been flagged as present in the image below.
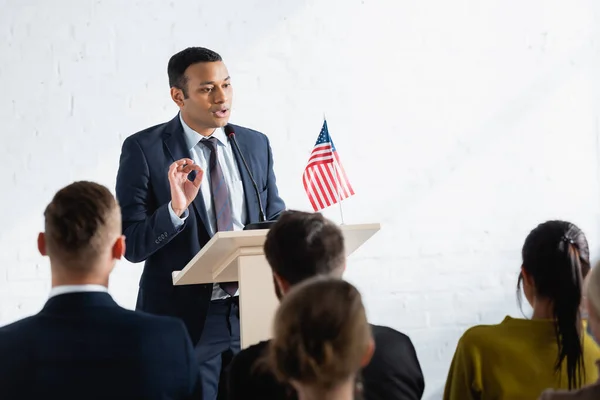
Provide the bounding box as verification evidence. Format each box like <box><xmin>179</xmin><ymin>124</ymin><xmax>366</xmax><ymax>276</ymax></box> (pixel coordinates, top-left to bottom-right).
<box><xmin>163</xmin><ymin>116</ymin><xmax>211</xmax><ymax>235</ymax></box>
<box><xmin>229</xmin><ymin>126</ymin><xmax>259</xmax><ymax>224</ymax></box>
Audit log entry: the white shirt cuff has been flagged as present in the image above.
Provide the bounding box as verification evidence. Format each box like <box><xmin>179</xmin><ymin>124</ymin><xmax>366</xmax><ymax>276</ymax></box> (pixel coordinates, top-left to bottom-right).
<box><xmin>168</xmin><ymin>201</ymin><xmax>188</xmax><ymax>228</ymax></box>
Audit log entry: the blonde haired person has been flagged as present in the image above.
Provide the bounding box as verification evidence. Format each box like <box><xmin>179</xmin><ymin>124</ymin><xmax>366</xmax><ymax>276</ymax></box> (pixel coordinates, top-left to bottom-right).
<box><xmin>269</xmin><ymin>277</ymin><xmax>374</xmax><ymax>400</ymax></box>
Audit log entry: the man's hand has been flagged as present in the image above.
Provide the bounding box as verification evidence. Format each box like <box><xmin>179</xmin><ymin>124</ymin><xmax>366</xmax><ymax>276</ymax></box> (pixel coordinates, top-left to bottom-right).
<box><xmin>168</xmin><ymin>158</ymin><xmax>203</xmax><ymax>217</ymax></box>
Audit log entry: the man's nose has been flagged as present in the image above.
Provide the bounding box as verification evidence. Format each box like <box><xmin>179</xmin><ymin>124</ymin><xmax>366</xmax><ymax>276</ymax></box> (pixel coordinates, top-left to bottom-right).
<box><xmin>213</xmin><ymin>87</ymin><xmax>227</xmax><ymax>104</ymax></box>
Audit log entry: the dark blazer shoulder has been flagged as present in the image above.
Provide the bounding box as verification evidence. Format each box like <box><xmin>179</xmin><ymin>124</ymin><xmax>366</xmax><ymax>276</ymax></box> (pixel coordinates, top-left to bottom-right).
<box><xmin>363</xmin><ymin>324</ymin><xmax>425</xmax><ymax>400</ymax></box>
<box><xmin>123</xmin><ymin>116</ymin><xmax>178</xmax><ymax>149</ymax></box>
<box><xmin>0</xmin><ymin>315</ymin><xmax>37</xmax><ymax>341</ymax></box>
<box><xmin>230</xmin><ymin>339</ymin><xmax>270</xmax><ymax>371</ymax></box>
<box><xmin>369</xmin><ymin>323</ymin><xmax>420</xmax><ymax>363</ymax></box>
<box><xmin>370</xmin><ymin>323</ymin><xmax>412</xmax><ymax>342</ymax></box>
<box><xmin>229</xmin><ymin>123</ymin><xmax>269</xmax><ymax>144</ymax></box>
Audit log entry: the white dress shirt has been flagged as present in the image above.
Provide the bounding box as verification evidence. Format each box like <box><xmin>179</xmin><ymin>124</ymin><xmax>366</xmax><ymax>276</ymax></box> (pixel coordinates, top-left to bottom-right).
<box><xmin>168</xmin><ymin>113</ymin><xmax>245</xmax><ymax>299</ymax></box>
<box><xmin>49</xmin><ymin>284</ymin><xmax>108</xmax><ymax>299</ymax></box>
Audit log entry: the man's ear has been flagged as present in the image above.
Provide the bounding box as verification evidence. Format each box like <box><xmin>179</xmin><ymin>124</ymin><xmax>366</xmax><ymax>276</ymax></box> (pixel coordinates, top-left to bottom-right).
<box><xmin>360</xmin><ymin>338</ymin><xmax>375</xmax><ymax>367</ymax></box>
<box><xmin>273</xmin><ymin>272</ymin><xmax>291</xmax><ymax>295</ymax></box>
<box><xmin>112</xmin><ymin>235</ymin><xmax>126</xmax><ymax>260</ymax></box>
<box><xmin>170</xmin><ymin>87</ymin><xmax>186</xmax><ymax>108</ymax></box>
<box><xmin>37</xmin><ymin>232</ymin><xmax>47</xmax><ymax>256</ymax></box>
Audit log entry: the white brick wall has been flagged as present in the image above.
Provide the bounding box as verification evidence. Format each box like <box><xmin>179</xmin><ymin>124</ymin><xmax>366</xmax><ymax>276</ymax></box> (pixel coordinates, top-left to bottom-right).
<box><xmin>1</xmin><ymin>0</ymin><xmax>599</xmax><ymax>398</ymax></box>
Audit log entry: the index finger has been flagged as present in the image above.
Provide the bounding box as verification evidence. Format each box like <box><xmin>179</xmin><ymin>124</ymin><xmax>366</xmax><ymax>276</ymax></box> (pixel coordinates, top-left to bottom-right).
<box><xmin>175</xmin><ymin>158</ymin><xmax>194</xmax><ymax>166</ymax></box>
<box><xmin>192</xmin><ymin>167</ymin><xmax>204</xmax><ymax>187</ymax></box>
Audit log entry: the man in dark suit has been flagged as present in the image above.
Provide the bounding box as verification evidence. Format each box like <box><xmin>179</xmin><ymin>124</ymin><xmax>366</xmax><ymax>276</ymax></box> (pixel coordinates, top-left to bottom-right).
<box><xmin>115</xmin><ymin>46</ymin><xmax>285</xmax><ymax>399</ymax></box>
<box><xmin>227</xmin><ymin>210</ymin><xmax>426</xmax><ymax>400</ymax></box>
<box><xmin>0</xmin><ymin>181</ymin><xmax>200</xmax><ymax>400</ymax></box>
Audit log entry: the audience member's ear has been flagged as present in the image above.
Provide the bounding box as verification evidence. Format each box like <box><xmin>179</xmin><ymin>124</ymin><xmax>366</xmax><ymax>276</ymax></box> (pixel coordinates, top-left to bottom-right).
<box><xmin>37</xmin><ymin>232</ymin><xmax>47</xmax><ymax>256</ymax></box>
<box><xmin>112</xmin><ymin>235</ymin><xmax>126</xmax><ymax>260</ymax></box>
<box><xmin>273</xmin><ymin>272</ymin><xmax>291</xmax><ymax>295</ymax></box>
<box><xmin>521</xmin><ymin>266</ymin><xmax>535</xmax><ymax>288</ymax></box>
<box><xmin>361</xmin><ymin>338</ymin><xmax>375</xmax><ymax>367</ymax></box>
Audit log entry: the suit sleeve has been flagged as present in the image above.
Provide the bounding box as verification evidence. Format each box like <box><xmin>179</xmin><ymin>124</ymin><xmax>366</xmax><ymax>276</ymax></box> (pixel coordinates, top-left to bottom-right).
<box><xmin>264</xmin><ymin>136</ymin><xmax>285</xmax><ymax>220</ymax></box>
<box><xmin>116</xmin><ymin>136</ymin><xmax>185</xmax><ymax>263</ymax></box>
<box><xmin>443</xmin><ymin>335</ymin><xmax>479</xmax><ymax>400</ymax></box>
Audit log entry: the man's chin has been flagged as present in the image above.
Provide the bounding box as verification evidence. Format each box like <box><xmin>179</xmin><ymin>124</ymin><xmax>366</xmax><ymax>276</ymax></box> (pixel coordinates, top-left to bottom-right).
<box><xmin>210</xmin><ymin>115</ymin><xmax>230</xmax><ymax>127</ymax></box>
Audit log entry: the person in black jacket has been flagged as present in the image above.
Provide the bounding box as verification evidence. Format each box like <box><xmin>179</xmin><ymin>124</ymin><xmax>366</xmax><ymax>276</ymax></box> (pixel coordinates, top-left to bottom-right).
<box><xmin>227</xmin><ymin>210</ymin><xmax>425</xmax><ymax>400</ymax></box>
<box><xmin>0</xmin><ymin>181</ymin><xmax>200</xmax><ymax>400</ymax></box>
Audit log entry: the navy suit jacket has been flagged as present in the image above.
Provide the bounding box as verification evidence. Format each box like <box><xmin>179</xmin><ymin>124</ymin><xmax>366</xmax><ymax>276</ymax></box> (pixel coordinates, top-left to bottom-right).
<box><xmin>115</xmin><ymin>115</ymin><xmax>285</xmax><ymax>344</ymax></box>
<box><xmin>0</xmin><ymin>292</ymin><xmax>200</xmax><ymax>400</ymax></box>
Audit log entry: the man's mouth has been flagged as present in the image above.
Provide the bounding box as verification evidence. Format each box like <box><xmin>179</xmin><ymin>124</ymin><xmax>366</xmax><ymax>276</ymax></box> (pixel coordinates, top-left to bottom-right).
<box><xmin>213</xmin><ymin>108</ymin><xmax>229</xmax><ymax>118</ymax></box>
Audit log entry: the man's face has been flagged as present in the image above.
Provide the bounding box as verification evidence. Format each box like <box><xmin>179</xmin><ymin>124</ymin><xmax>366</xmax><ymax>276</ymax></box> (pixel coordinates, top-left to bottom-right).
<box><xmin>174</xmin><ymin>61</ymin><xmax>233</xmax><ymax>134</ymax></box>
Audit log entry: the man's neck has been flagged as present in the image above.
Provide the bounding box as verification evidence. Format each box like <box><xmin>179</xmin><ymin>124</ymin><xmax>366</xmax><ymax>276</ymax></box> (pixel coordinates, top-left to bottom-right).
<box><xmin>51</xmin><ymin>278</ymin><xmax>109</xmax><ymax>288</ymax></box>
<box><xmin>296</xmin><ymin>381</ymin><xmax>355</xmax><ymax>400</ymax></box>
<box><xmin>50</xmin><ymin>264</ymin><xmax>109</xmax><ymax>288</ymax></box>
<box><xmin>180</xmin><ymin>112</ymin><xmax>216</xmax><ymax>137</ymax></box>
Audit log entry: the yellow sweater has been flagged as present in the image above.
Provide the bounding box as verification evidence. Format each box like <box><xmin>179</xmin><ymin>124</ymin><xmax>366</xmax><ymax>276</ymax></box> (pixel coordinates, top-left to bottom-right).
<box><xmin>443</xmin><ymin>316</ymin><xmax>600</xmax><ymax>400</ymax></box>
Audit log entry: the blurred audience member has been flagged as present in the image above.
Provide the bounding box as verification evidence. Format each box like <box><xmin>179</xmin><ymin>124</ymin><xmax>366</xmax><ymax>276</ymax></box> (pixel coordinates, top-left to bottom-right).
<box><xmin>270</xmin><ymin>276</ymin><xmax>373</xmax><ymax>400</ymax></box>
<box><xmin>227</xmin><ymin>210</ymin><xmax>424</xmax><ymax>400</ymax></box>
<box><xmin>444</xmin><ymin>220</ymin><xmax>600</xmax><ymax>399</ymax></box>
<box><xmin>0</xmin><ymin>181</ymin><xmax>200</xmax><ymax>400</ymax></box>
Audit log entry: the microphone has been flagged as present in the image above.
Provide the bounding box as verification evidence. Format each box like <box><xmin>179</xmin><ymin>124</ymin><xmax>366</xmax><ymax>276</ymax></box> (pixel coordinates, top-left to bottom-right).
<box><xmin>224</xmin><ymin>124</ymin><xmax>276</xmax><ymax>230</ymax></box>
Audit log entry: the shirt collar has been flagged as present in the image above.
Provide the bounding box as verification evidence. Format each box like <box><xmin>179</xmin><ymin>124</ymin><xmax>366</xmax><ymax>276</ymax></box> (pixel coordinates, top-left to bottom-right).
<box><xmin>49</xmin><ymin>284</ymin><xmax>108</xmax><ymax>299</ymax></box>
<box><xmin>179</xmin><ymin>112</ymin><xmax>227</xmax><ymax>150</ymax></box>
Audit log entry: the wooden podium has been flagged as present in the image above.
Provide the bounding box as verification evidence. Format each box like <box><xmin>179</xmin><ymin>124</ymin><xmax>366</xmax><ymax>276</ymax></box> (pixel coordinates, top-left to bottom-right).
<box><xmin>172</xmin><ymin>223</ymin><xmax>380</xmax><ymax>349</ymax></box>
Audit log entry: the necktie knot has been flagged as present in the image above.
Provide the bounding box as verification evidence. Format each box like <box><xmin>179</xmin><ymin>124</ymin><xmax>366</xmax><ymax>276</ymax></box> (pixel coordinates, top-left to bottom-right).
<box><xmin>200</xmin><ymin>136</ymin><xmax>218</xmax><ymax>151</ymax></box>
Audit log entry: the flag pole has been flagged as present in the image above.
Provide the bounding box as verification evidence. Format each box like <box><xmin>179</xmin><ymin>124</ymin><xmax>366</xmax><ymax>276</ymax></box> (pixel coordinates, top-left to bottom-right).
<box><xmin>324</xmin><ymin>114</ymin><xmax>346</xmax><ymax>225</ymax></box>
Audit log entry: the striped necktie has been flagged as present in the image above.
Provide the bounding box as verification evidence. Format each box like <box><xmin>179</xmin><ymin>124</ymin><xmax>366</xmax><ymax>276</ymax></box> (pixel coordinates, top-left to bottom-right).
<box><xmin>200</xmin><ymin>137</ymin><xmax>238</xmax><ymax>295</ymax></box>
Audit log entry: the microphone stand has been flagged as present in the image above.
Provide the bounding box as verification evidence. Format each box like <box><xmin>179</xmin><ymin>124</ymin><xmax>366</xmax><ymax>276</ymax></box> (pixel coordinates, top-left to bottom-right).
<box><xmin>226</xmin><ymin>127</ymin><xmax>277</xmax><ymax>230</ymax></box>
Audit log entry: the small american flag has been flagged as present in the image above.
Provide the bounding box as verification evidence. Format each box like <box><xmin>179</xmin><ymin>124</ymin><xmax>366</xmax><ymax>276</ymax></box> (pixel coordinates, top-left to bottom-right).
<box><xmin>302</xmin><ymin>120</ymin><xmax>355</xmax><ymax>211</ymax></box>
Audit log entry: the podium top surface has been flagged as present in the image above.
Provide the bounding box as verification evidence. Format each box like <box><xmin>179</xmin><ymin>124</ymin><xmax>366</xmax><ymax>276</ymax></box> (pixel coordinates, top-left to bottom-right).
<box><xmin>172</xmin><ymin>222</ymin><xmax>381</xmax><ymax>285</ymax></box>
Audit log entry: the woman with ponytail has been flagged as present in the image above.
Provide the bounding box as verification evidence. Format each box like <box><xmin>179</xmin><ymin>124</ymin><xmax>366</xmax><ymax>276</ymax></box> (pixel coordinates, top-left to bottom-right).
<box><xmin>269</xmin><ymin>277</ymin><xmax>374</xmax><ymax>400</ymax></box>
<box><xmin>539</xmin><ymin>260</ymin><xmax>600</xmax><ymax>399</ymax></box>
<box><xmin>444</xmin><ymin>220</ymin><xmax>600</xmax><ymax>399</ymax></box>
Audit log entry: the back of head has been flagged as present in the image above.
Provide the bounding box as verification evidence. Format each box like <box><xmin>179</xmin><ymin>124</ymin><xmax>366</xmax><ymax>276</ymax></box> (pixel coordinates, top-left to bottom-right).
<box><xmin>43</xmin><ymin>181</ymin><xmax>121</xmax><ymax>272</ymax></box>
<box><xmin>263</xmin><ymin>210</ymin><xmax>345</xmax><ymax>285</ymax></box>
<box><xmin>519</xmin><ymin>220</ymin><xmax>590</xmax><ymax>389</ymax></box>
<box><xmin>167</xmin><ymin>47</ymin><xmax>222</xmax><ymax>96</ymax></box>
<box><xmin>269</xmin><ymin>277</ymin><xmax>371</xmax><ymax>393</ymax></box>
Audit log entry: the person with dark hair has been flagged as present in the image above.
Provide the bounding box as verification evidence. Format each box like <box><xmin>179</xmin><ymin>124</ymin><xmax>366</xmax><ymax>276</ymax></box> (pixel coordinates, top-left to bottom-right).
<box><xmin>270</xmin><ymin>277</ymin><xmax>375</xmax><ymax>400</ymax></box>
<box><xmin>0</xmin><ymin>181</ymin><xmax>200</xmax><ymax>400</ymax></box>
<box><xmin>115</xmin><ymin>46</ymin><xmax>285</xmax><ymax>399</ymax></box>
<box><xmin>227</xmin><ymin>210</ymin><xmax>425</xmax><ymax>400</ymax></box>
<box><xmin>539</xmin><ymin>261</ymin><xmax>600</xmax><ymax>399</ymax></box>
<box><xmin>443</xmin><ymin>220</ymin><xmax>600</xmax><ymax>399</ymax></box>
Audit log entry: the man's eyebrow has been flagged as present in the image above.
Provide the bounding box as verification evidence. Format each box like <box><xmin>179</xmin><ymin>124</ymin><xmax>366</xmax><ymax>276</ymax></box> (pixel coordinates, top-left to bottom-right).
<box><xmin>198</xmin><ymin>76</ymin><xmax>231</xmax><ymax>86</ymax></box>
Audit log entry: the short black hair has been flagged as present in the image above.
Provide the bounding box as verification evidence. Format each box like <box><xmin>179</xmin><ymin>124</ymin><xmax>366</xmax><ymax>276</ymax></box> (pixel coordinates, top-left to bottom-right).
<box><xmin>263</xmin><ymin>210</ymin><xmax>345</xmax><ymax>285</ymax></box>
<box><xmin>167</xmin><ymin>47</ymin><xmax>222</xmax><ymax>96</ymax></box>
